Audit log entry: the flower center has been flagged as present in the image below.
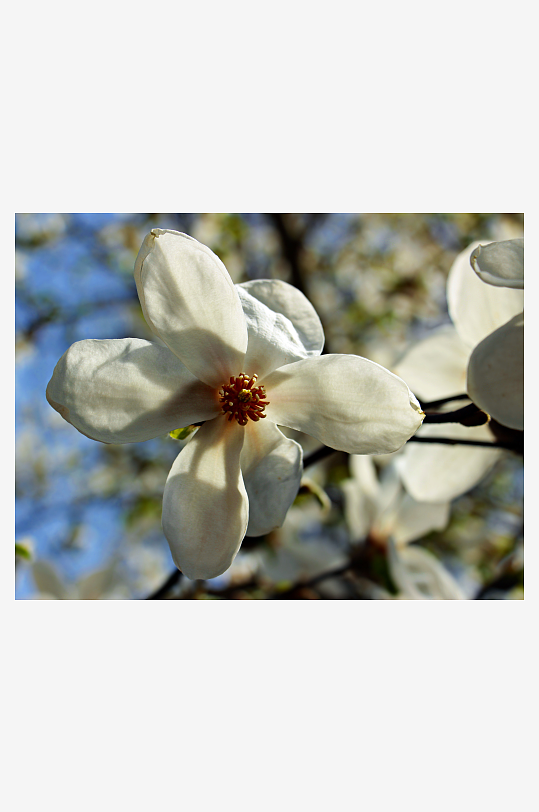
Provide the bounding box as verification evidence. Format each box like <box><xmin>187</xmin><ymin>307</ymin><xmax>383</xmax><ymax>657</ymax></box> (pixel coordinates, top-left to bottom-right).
<box><xmin>219</xmin><ymin>374</ymin><xmax>269</xmax><ymax>426</ymax></box>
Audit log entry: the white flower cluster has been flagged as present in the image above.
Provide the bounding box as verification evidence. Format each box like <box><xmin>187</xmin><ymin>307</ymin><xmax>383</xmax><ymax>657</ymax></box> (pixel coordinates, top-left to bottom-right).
<box><xmin>341</xmin><ymin>238</ymin><xmax>523</xmax><ymax>598</ymax></box>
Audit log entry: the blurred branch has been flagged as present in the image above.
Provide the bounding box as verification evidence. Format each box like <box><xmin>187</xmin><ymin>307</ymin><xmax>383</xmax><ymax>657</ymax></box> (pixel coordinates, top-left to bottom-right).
<box><xmin>146</xmin><ymin>569</ymin><xmax>182</xmax><ymax>600</ymax></box>
<box><xmin>474</xmin><ymin>569</ymin><xmax>523</xmax><ymax>599</ymax></box>
<box><xmin>267</xmin><ymin>563</ymin><xmax>352</xmax><ymax>599</ymax></box>
<box><xmin>267</xmin><ymin>213</ymin><xmax>310</xmax><ymax>298</ymax></box>
<box><xmin>408</xmin><ymin>435</ymin><xmax>523</xmax><ymax>453</ymax></box>
<box><xmin>16</xmin><ymin>290</ymin><xmax>136</xmax><ymax>339</ymax></box>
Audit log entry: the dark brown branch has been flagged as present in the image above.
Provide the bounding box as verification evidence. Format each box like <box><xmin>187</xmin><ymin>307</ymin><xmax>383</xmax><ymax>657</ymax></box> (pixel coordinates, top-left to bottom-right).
<box><xmin>266</xmin><ymin>213</ymin><xmax>310</xmax><ymax>298</ymax></box>
<box><xmin>145</xmin><ymin>569</ymin><xmax>182</xmax><ymax>599</ymax></box>
<box><xmin>423</xmin><ymin>403</ymin><xmax>490</xmax><ymax>427</ymax></box>
<box><xmin>267</xmin><ymin>563</ymin><xmax>352</xmax><ymax>599</ymax></box>
<box><xmin>408</xmin><ymin>435</ymin><xmax>521</xmax><ymax>451</ymax></box>
<box><xmin>303</xmin><ymin>445</ymin><xmax>340</xmax><ymax>468</ymax></box>
<box><xmin>419</xmin><ymin>394</ymin><xmax>470</xmax><ymax>409</ymax></box>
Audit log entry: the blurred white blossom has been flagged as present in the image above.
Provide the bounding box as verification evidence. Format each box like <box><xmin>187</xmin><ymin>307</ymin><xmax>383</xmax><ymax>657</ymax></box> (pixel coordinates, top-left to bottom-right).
<box><xmin>393</xmin><ymin>240</ymin><xmax>523</xmax><ymax>501</ymax></box>
<box><xmin>387</xmin><ymin>540</ymin><xmax>466</xmax><ymax>600</ymax></box>
<box><xmin>343</xmin><ymin>455</ymin><xmax>450</xmax><ymax>545</ymax></box>
<box><xmin>31</xmin><ymin>560</ymin><xmax>126</xmax><ymax>600</ymax></box>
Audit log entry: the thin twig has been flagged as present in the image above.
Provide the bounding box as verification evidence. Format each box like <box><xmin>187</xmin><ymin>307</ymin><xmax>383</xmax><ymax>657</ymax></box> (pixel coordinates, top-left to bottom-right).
<box><xmin>267</xmin><ymin>563</ymin><xmax>352</xmax><ymax>599</ymax></box>
<box><xmin>408</xmin><ymin>436</ymin><xmax>519</xmax><ymax>451</ymax></box>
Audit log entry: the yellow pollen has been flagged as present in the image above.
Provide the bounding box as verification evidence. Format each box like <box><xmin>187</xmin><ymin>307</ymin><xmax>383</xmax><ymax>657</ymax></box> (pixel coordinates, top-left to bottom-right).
<box><xmin>218</xmin><ymin>374</ymin><xmax>269</xmax><ymax>426</ymax></box>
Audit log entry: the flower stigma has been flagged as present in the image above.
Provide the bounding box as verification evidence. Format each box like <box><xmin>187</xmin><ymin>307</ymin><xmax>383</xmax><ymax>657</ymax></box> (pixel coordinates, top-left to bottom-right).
<box><xmin>219</xmin><ymin>373</ymin><xmax>269</xmax><ymax>426</ymax></box>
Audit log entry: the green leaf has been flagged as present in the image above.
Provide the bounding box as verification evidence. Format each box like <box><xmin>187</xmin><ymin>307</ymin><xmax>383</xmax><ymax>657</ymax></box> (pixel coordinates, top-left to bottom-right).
<box><xmin>169</xmin><ymin>425</ymin><xmax>197</xmax><ymax>441</ymax></box>
<box><xmin>15</xmin><ymin>542</ymin><xmax>33</xmax><ymax>561</ymax></box>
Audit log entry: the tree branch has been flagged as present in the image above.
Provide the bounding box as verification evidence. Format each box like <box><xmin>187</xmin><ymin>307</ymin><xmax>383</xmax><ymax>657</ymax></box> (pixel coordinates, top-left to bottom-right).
<box><xmin>423</xmin><ymin>403</ymin><xmax>490</xmax><ymax>426</ymax></box>
<box><xmin>408</xmin><ymin>435</ymin><xmax>522</xmax><ymax>452</ymax></box>
<box><xmin>145</xmin><ymin>569</ymin><xmax>182</xmax><ymax>599</ymax></box>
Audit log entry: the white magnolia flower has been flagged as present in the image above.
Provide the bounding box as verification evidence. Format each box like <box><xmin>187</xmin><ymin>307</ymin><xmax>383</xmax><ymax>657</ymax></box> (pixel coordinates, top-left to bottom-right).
<box><xmin>256</xmin><ymin>501</ymin><xmax>349</xmax><ymax>586</ymax></box>
<box><xmin>31</xmin><ymin>560</ymin><xmax>122</xmax><ymax>600</ymax></box>
<box><xmin>47</xmin><ymin>229</ymin><xmax>424</xmax><ymax>580</ymax></box>
<box><xmin>393</xmin><ymin>240</ymin><xmax>523</xmax><ymax>502</ymax></box>
<box><xmin>343</xmin><ymin>455</ymin><xmax>450</xmax><ymax>545</ymax></box>
<box><xmin>467</xmin><ymin>239</ymin><xmax>524</xmax><ymax>429</ymax></box>
<box><xmin>387</xmin><ymin>539</ymin><xmax>466</xmax><ymax>600</ymax></box>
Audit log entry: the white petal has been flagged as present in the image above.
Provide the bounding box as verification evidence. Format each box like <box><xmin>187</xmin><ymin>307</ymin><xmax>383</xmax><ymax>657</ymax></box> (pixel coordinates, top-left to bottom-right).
<box><xmin>162</xmin><ymin>417</ymin><xmax>248</xmax><ymax>580</ymax></box>
<box><xmin>393</xmin><ymin>325</ymin><xmax>470</xmax><ymax>402</ymax></box>
<box><xmin>342</xmin><ymin>457</ymin><xmax>379</xmax><ymax>541</ymax></box>
<box><xmin>32</xmin><ymin>562</ymin><xmax>70</xmax><ymax>600</ymax></box>
<box><xmin>470</xmin><ymin>239</ymin><xmax>524</xmax><ymax>289</ymax></box>
<box><xmin>386</xmin><ymin>492</ymin><xmax>451</xmax><ymax>547</ymax></box>
<box><xmin>46</xmin><ymin>338</ymin><xmax>219</xmax><ymax>444</ymax></box>
<box><xmin>240</xmin><ymin>419</ymin><xmax>303</xmax><ymax>536</ymax></box>
<box><xmin>238</xmin><ymin>279</ymin><xmax>324</xmax><ymax>354</ymax></box>
<box><xmin>467</xmin><ymin>312</ymin><xmax>524</xmax><ymax>430</ymax></box>
<box><xmin>236</xmin><ymin>284</ymin><xmax>319</xmax><ymax>381</ymax></box>
<box><xmin>258</xmin><ymin>507</ymin><xmax>348</xmax><ymax>583</ymax></box>
<box><xmin>447</xmin><ymin>241</ymin><xmax>523</xmax><ymax>349</ymax></box>
<box><xmin>77</xmin><ymin>565</ymin><xmax>117</xmax><ymax>600</ymax></box>
<box><xmin>264</xmin><ymin>355</ymin><xmax>425</xmax><ymax>454</ymax></box>
<box><xmin>388</xmin><ymin>541</ymin><xmax>466</xmax><ymax>600</ymax></box>
<box><xmin>396</xmin><ymin>422</ymin><xmax>501</xmax><ymax>502</ymax></box>
<box><xmin>135</xmin><ymin>229</ymin><xmax>248</xmax><ymax>387</ymax></box>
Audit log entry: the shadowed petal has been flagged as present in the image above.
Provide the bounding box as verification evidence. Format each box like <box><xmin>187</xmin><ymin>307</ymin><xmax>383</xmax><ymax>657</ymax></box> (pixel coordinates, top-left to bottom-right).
<box><xmin>135</xmin><ymin>229</ymin><xmax>248</xmax><ymax>387</ymax></box>
<box><xmin>240</xmin><ymin>420</ymin><xmax>303</xmax><ymax>536</ymax></box>
<box><xmin>467</xmin><ymin>312</ymin><xmax>524</xmax><ymax>430</ymax></box>
<box><xmin>384</xmin><ymin>491</ymin><xmax>451</xmax><ymax>547</ymax></box>
<box><xmin>46</xmin><ymin>338</ymin><xmax>219</xmax><ymax>444</ymax></box>
<box><xmin>393</xmin><ymin>325</ymin><xmax>470</xmax><ymax>402</ymax></box>
<box><xmin>470</xmin><ymin>239</ymin><xmax>524</xmax><ymax>289</ymax></box>
<box><xmin>396</xmin><ymin>423</ymin><xmax>501</xmax><ymax>502</ymax></box>
<box><xmin>264</xmin><ymin>355</ymin><xmax>424</xmax><ymax>454</ymax></box>
<box><xmin>32</xmin><ymin>562</ymin><xmax>71</xmax><ymax>600</ymax></box>
<box><xmin>162</xmin><ymin>417</ymin><xmax>248</xmax><ymax>580</ymax></box>
<box><xmin>387</xmin><ymin>540</ymin><xmax>466</xmax><ymax>600</ymax></box>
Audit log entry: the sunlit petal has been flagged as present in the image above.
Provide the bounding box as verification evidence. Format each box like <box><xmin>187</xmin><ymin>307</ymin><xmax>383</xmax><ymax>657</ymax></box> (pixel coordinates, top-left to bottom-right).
<box><xmin>162</xmin><ymin>418</ymin><xmax>248</xmax><ymax>580</ymax></box>
<box><xmin>264</xmin><ymin>355</ymin><xmax>424</xmax><ymax>454</ymax></box>
<box><xmin>236</xmin><ymin>283</ymin><xmax>321</xmax><ymax>381</ymax></box>
<box><xmin>135</xmin><ymin>229</ymin><xmax>248</xmax><ymax>387</ymax></box>
<box><xmin>240</xmin><ymin>420</ymin><xmax>303</xmax><ymax>536</ymax></box>
<box><xmin>470</xmin><ymin>239</ymin><xmax>524</xmax><ymax>289</ymax></box>
<box><xmin>239</xmin><ymin>278</ymin><xmax>324</xmax><ymax>353</ymax></box>
<box><xmin>467</xmin><ymin>312</ymin><xmax>524</xmax><ymax>430</ymax></box>
<box><xmin>46</xmin><ymin>338</ymin><xmax>219</xmax><ymax>444</ymax></box>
